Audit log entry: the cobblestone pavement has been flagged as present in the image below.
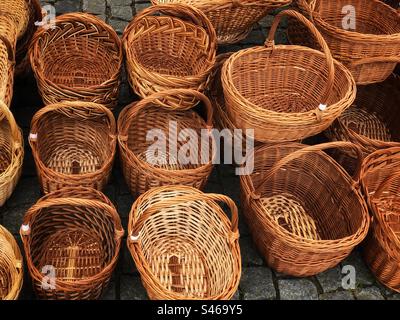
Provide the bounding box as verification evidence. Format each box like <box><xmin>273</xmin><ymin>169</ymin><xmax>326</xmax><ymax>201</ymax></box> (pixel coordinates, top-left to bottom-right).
<box><xmin>1</xmin><ymin>0</ymin><xmax>398</xmax><ymax>300</ymax></box>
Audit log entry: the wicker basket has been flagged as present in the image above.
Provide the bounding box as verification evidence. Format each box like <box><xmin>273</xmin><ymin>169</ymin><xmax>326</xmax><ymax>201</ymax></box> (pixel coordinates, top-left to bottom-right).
<box><xmin>0</xmin><ymin>225</ymin><xmax>23</xmax><ymax>300</ymax></box>
<box><xmin>151</xmin><ymin>0</ymin><xmax>292</xmax><ymax>44</ymax></box>
<box><xmin>0</xmin><ymin>34</ymin><xmax>15</xmax><ymax>107</ymax></box>
<box><xmin>290</xmin><ymin>0</ymin><xmax>400</xmax><ymax>84</ymax></box>
<box><xmin>20</xmin><ymin>187</ymin><xmax>124</xmax><ymax>300</ymax></box>
<box><xmin>30</xmin><ymin>13</ymin><xmax>123</xmax><ymax>109</ymax></box>
<box><xmin>0</xmin><ymin>100</ymin><xmax>23</xmax><ymax>206</ymax></box>
<box><xmin>29</xmin><ymin>101</ymin><xmax>117</xmax><ymax>194</ymax></box>
<box><xmin>118</xmin><ymin>89</ymin><xmax>214</xmax><ymax>196</ymax></box>
<box><xmin>240</xmin><ymin>141</ymin><xmax>370</xmax><ymax>276</ymax></box>
<box><xmin>127</xmin><ymin>185</ymin><xmax>241</xmax><ymax>300</ymax></box>
<box><xmin>222</xmin><ymin>10</ymin><xmax>356</xmax><ymax>143</ymax></box>
<box><xmin>123</xmin><ymin>4</ymin><xmax>217</xmax><ymax>108</ymax></box>
<box><xmin>0</xmin><ymin>0</ymin><xmax>30</xmax><ymax>39</ymax></box>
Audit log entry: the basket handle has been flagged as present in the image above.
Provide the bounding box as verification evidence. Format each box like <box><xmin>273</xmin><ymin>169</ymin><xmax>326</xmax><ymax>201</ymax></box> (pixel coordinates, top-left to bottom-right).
<box><xmin>371</xmin><ymin>172</ymin><xmax>400</xmax><ymax>202</ymax></box>
<box><xmin>248</xmin><ymin>141</ymin><xmax>363</xmax><ymax>199</ymax></box>
<box><xmin>0</xmin><ymin>100</ymin><xmax>21</xmax><ymax>148</ymax></box>
<box><xmin>265</xmin><ymin>9</ymin><xmax>335</xmax><ymax>106</ymax></box>
<box><xmin>360</xmin><ymin>147</ymin><xmax>400</xmax><ymax>181</ymax></box>
<box><xmin>350</xmin><ymin>56</ymin><xmax>400</xmax><ymax>67</ymax></box>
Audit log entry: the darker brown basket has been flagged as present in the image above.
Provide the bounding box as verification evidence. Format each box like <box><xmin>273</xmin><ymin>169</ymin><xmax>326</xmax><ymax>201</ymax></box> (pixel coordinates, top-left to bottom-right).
<box><xmin>240</xmin><ymin>142</ymin><xmax>370</xmax><ymax>276</ymax></box>
<box><xmin>20</xmin><ymin>187</ymin><xmax>124</xmax><ymax>300</ymax></box>
<box><xmin>127</xmin><ymin>185</ymin><xmax>241</xmax><ymax>300</ymax></box>
<box><xmin>289</xmin><ymin>0</ymin><xmax>400</xmax><ymax>84</ymax></box>
<box><xmin>29</xmin><ymin>101</ymin><xmax>117</xmax><ymax>194</ymax></box>
<box><xmin>122</xmin><ymin>4</ymin><xmax>217</xmax><ymax>108</ymax></box>
<box><xmin>222</xmin><ymin>10</ymin><xmax>356</xmax><ymax>143</ymax></box>
<box><xmin>30</xmin><ymin>13</ymin><xmax>123</xmax><ymax>109</ymax></box>
<box><xmin>118</xmin><ymin>89</ymin><xmax>215</xmax><ymax>196</ymax></box>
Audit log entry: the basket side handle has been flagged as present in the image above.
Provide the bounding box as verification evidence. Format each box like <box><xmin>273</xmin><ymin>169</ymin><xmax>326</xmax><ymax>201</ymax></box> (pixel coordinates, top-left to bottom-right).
<box><xmin>265</xmin><ymin>9</ymin><xmax>334</xmax><ymax>106</ymax></box>
<box><xmin>360</xmin><ymin>147</ymin><xmax>400</xmax><ymax>182</ymax></box>
<box><xmin>350</xmin><ymin>56</ymin><xmax>400</xmax><ymax>67</ymax></box>
<box><xmin>371</xmin><ymin>172</ymin><xmax>400</xmax><ymax>202</ymax></box>
<box><xmin>0</xmin><ymin>100</ymin><xmax>21</xmax><ymax>148</ymax></box>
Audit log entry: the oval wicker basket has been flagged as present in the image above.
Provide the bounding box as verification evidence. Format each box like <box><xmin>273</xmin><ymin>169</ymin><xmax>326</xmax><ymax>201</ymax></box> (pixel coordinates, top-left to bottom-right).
<box><xmin>20</xmin><ymin>187</ymin><xmax>124</xmax><ymax>300</ymax></box>
<box><xmin>0</xmin><ymin>100</ymin><xmax>24</xmax><ymax>206</ymax></box>
<box><xmin>222</xmin><ymin>10</ymin><xmax>356</xmax><ymax>143</ymax></box>
<box><xmin>151</xmin><ymin>0</ymin><xmax>292</xmax><ymax>44</ymax></box>
<box><xmin>127</xmin><ymin>185</ymin><xmax>241</xmax><ymax>300</ymax></box>
<box><xmin>122</xmin><ymin>4</ymin><xmax>217</xmax><ymax>108</ymax></box>
<box><xmin>0</xmin><ymin>0</ymin><xmax>30</xmax><ymax>39</ymax></box>
<box><xmin>290</xmin><ymin>0</ymin><xmax>400</xmax><ymax>84</ymax></box>
<box><xmin>118</xmin><ymin>89</ymin><xmax>215</xmax><ymax>196</ymax></box>
<box><xmin>30</xmin><ymin>13</ymin><xmax>123</xmax><ymax>109</ymax></box>
<box><xmin>240</xmin><ymin>141</ymin><xmax>370</xmax><ymax>276</ymax></box>
<box><xmin>0</xmin><ymin>32</ymin><xmax>15</xmax><ymax>107</ymax></box>
<box><xmin>29</xmin><ymin>101</ymin><xmax>117</xmax><ymax>194</ymax></box>
<box><xmin>0</xmin><ymin>225</ymin><xmax>23</xmax><ymax>300</ymax></box>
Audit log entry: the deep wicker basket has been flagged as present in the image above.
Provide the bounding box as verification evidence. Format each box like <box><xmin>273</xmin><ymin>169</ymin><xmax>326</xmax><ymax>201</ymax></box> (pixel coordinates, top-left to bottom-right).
<box><xmin>0</xmin><ymin>32</ymin><xmax>15</xmax><ymax>107</ymax></box>
<box><xmin>29</xmin><ymin>101</ymin><xmax>117</xmax><ymax>193</ymax></box>
<box><xmin>30</xmin><ymin>13</ymin><xmax>123</xmax><ymax>109</ymax></box>
<box><xmin>20</xmin><ymin>187</ymin><xmax>124</xmax><ymax>300</ymax></box>
<box><xmin>127</xmin><ymin>185</ymin><xmax>241</xmax><ymax>300</ymax></box>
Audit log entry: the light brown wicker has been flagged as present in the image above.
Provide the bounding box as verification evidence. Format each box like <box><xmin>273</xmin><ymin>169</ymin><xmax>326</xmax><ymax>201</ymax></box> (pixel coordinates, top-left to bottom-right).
<box><xmin>118</xmin><ymin>89</ymin><xmax>215</xmax><ymax>196</ymax></box>
<box><xmin>29</xmin><ymin>101</ymin><xmax>117</xmax><ymax>194</ymax></box>
<box><xmin>30</xmin><ymin>13</ymin><xmax>123</xmax><ymax>109</ymax></box>
<box><xmin>0</xmin><ymin>0</ymin><xmax>30</xmax><ymax>39</ymax></box>
<box><xmin>0</xmin><ymin>225</ymin><xmax>23</xmax><ymax>300</ymax></box>
<box><xmin>20</xmin><ymin>187</ymin><xmax>124</xmax><ymax>300</ymax></box>
<box><xmin>123</xmin><ymin>4</ymin><xmax>217</xmax><ymax>108</ymax></box>
<box><xmin>127</xmin><ymin>185</ymin><xmax>241</xmax><ymax>300</ymax></box>
<box><xmin>291</xmin><ymin>0</ymin><xmax>400</xmax><ymax>84</ymax></box>
<box><xmin>222</xmin><ymin>9</ymin><xmax>356</xmax><ymax>143</ymax></box>
<box><xmin>0</xmin><ymin>35</ymin><xmax>15</xmax><ymax>107</ymax></box>
<box><xmin>151</xmin><ymin>0</ymin><xmax>292</xmax><ymax>44</ymax></box>
<box><xmin>240</xmin><ymin>141</ymin><xmax>370</xmax><ymax>276</ymax></box>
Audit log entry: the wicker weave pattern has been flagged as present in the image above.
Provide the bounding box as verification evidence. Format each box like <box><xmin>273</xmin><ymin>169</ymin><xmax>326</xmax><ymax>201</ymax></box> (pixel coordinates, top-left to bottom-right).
<box><xmin>0</xmin><ymin>0</ymin><xmax>30</xmax><ymax>38</ymax></box>
<box><xmin>127</xmin><ymin>185</ymin><xmax>241</xmax><ymax>300</ymax></box>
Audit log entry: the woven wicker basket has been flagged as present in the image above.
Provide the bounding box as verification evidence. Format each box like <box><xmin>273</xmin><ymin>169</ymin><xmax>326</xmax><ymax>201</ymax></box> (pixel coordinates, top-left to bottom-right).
<box><xmin>0</xmin><ymin>225</ymin><xmax>23</xmax><ymax>300</ymax></box>
<box><xmin>290</xmin><ymin>0</ymin><xmax>400</xmax><ymax>84</ymax></box>
<box><xmin>127</xmin><ymin>185</ymin><xmax>241</xmax><ymax>300</ymax></box>
<box><xmin>20</xmin><ymin>187</ymin><xmax>124</xmax><ymax>300</ymax></box>
<box><xmin>123</xmin><ymin>4</ymin><xmax>217</xmax><ymax>109</ymax></box>
<box><xmin>0</xmin><ymin>0</ymin><xmax>30</xmax><ymax>39</ymax></box>
<box><xmin>0</xmin><ymin>35</ymin><xmax>15</xmax><ymax>107</ymax></box>
<box><xmin>241</xmin><ymin>142</ymin><xmax>370</xmax><ymax>276</ymax></box>
<box><xmin>0</xmin><ymin>100</ymin><xmax>23</xmax><ymax>206</ymax></box>
<box><xmin>151</xmin><ymin>0</ymin><xmax>292</xmax><ymax>44</ymax></box>
<box><xmin>30</xmin><ymin>13</ymin><xmax>122</xmax><ymax>109</ymax></box>
<box><xmin>29</xmin><ymin>101</ymin><xmax>117</xmax><ymax>194</ymax></box>
<box><xmin>222</xmin><ymin>10</ymin><xmax>356</xmax><ymax>143</ymax></box>
<box><xmin>118</xmin><ymin>89</ymin><xmax>214</xmax><ymax>196</ymax></box>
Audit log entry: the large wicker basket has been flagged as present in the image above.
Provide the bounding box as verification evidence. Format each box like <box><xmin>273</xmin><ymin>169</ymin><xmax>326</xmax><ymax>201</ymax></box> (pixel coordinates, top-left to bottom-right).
<box><xmin>222</xmin><ymin>10</ymin><xmax>356</xmax><ymax>143</ymax></box>
<box><xmin>0</xmin><ymin>225</ymin><xmax>23</xmax><ymax>300</ymax></box>
<box><xmin>29</xmin><ymin>101</ymin><xmax>117</xmax><ymax>193</ymax></box>
<box><xmin>0</xmin><ymin>33</ymin><xmax>15</xmax><ymax>107</ymax></box>
<box><xmin>290</xmin><ymin>0</ymin><xmax>400</xmax><ymax>84</ymax></box>
<box><xmin>127</xmin><ymin>185</ymin><xmax>241</xmax><ymax>300</ymax></box>
<box><xmin>151</xmin><ymin>0</ymin><xmax>292</xmax><ymax>44</ymax></box>
<box><xmin>123</xmin><ymin>4</ymin><xmax>217</xmax><ymax>108</ymax></box>
<box><xmin>30</xmin><ymin>13</ymin><xmax>123</xmax><ymax>109</ymax></box>
<box><xmin>118</xmin><ymin>89</ymin><xmax>215</xmax><ymax>196</ymax></box>
<box><xmin>240</xmin><ymin>142</ymin><xmax>370</xmax><ymax>276</ymax></box>
<box><xmin>20</xmin><ymin>187</ymin><xmax>124</xmax><ymax>300</ymax></box>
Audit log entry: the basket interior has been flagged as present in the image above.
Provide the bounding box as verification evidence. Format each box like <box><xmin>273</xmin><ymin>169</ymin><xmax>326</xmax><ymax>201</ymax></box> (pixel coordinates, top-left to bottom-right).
<box><xmin>0</xmin><ymin>260</ymin><xmax>13</xmax><ymax>299</ymax></box>
<box><xmin>0</xmin><ymin>115</ymin><xmax>12</xmax><ymax>175</ymax></box>
<box><xmin>0</xmin><ymin>234</ymin><xmax>19</xmax><ymax>300</ymax></box>
<box><xmin>0</xmin><ymin>42</ymin><xmax>10</xmax><ymax>103</ymax></box>
<box><xmin>376</xmin><ymin>197</ymin><xmax>400</xmax><ymax>242</ymax></box>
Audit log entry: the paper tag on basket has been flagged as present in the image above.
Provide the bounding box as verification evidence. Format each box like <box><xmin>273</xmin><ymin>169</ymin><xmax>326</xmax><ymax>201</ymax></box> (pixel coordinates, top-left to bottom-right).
<box><xmin>318</xmin><ymin>104</ymin><xmax>327</xmax><ymax>111</ymax></box>
<box><xmin>29</xmin><ymin>133</ymin><xmax>38</xmax><ymax>141</ymax></box>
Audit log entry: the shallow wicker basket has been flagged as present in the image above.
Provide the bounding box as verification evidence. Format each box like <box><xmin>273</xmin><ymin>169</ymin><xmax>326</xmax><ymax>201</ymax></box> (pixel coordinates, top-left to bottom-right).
<box><xmin>123</xmin><ymin>4</ymin><xmax>217</xmax><ymax>108</ymax></box>
<box><xmin>20</xmin><ymin>187</ymin><xmax>124</xmax><ymax>300</ymax></box>
<box><xmin>290</xmin><ymin>0</ymin><xmax>400</xmax><ymax>84</ymax></box>
<box><xmin>151</xmin><ymin>0</ymin><xmax>292</xmax><ymax>44</ymax></box>
<box><xmin>127</xmin><ymin>185</ymin><xmax>241</xmax><ymax>300</ymax></box>
<box><xmin>222</xmin><ymin>10</ymin><xmax>356</xmax><ymax>143</ymax></box>
<box><xmin>29</xmin><ymin>101</ymin><xmax>116</xmax><ymax>193</ymax></box>
<box><xmin>240</xmin><ymin>141</ymin><xmax>370</xmax><ymax>276</ymax></box>
<box><xmin>30</xmin><ymin>13</ymin><xmax>122</xmax><ymax>109</ymax></box>
<box><xmin>0</xmin><ymin>225</ymin><xmax>23</xmax><ymax>300</ymax></box>
<box><xmin>118</xmin><ymin>89</ymin><xmax>214</xmax><ymax>196</ymax></box>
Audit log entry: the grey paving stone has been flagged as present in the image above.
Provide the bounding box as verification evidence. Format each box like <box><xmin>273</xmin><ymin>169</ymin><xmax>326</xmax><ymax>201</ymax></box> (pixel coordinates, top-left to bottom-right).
<box><xmin>240</xmin><ymin>236</ymin><xmax>263</xmax><ymax>267</ymax></box>
<box><xmin>83</xmin><ymin>0</ymin><xmax>106</xmax><ymax>15</ymax></box>
<box><xmin>109</xmin><ymin>19</ymin><xmax>129</xmax><ymax>34</ymax></box>
<box><xmin>134</xmin><ymin>2</ymin><xmax>151</xmax><ymax>14</ymax></box>
<box><xmin>316</xmin><ymin>266</ymin><xmax>342</xmax><ymax>293</ymax></box>
<box><xmin>120</xmin><ymin>275</ymin><xmax>148</xmax><ymax>300</ymax></box>
<box><xmin>240</xmin><ymin>267</ymin><xmax>276</xmax><ymax>300</ymax></box>
<box><xmin>54</xmin><ymin>0</ymin><xmax>81</xmax><ymax>14</ymax></box>
<box><xmin>341</xmin><ymin>251</ymin><xmax>375</xmax><ymax>287</ymax></box>
<box><xmin>319</xmin><ymin>291</ymin><xmax>354</xmax><ymax>300</ymax></box>
<box><xmin>259</xmin><ymin>15</ymin><xmax>275</xmax><ymax>28</ymax></box>
<box><xmin>116</xmin><ymin>193</ymin><xmax>135</xmax><ymax>218</ymax></box>
<box><xmin>388</xmin><ymin>294</ymin><xmax>400</xmax><ymax>300</ymax></box>
<box><xmin>101</xmin><ymin>281</ymin><xmax>117</xmax><ymax>300</ymax></box>
<box><xmin>107</xmin><ymin>0</ymin><xmax>133</xmax><ymax>6</ymax></box>
<box><xmin>279</xmin><ymin>279</ymin><xmax>318</xmax><ymax>300</ymax></box>
<box><xmin>119</xmin><ymin>82</ymin><xmax>134</xmax><ymax>106</ymax></box>
<box><xmin>231</xmin><ymin>291</ymin><xmax>241</xmax><ymax>300</ymax></box>
<box><xmin>121</xmin><ymin>242</ymin><xmax>137</xmax><ymax>274</ymax></box>
<box><xmin>7</xmin><ymin>177</ymin><xmax>40</xmax><ymax>208</ymax></box>
<box><xmin>3</xmin><ymin>203</ymin><xmax>33</xmax><ymax>235</ymax></box>
<box><xmin>355</xmin><ymin>287</ymin><xmax>385</xmax><ymax>300</ymax></box>
<box><xmin>111</xmin><ymin>6</ymin><xmax>133</xmax><ymax>21</ymax></box>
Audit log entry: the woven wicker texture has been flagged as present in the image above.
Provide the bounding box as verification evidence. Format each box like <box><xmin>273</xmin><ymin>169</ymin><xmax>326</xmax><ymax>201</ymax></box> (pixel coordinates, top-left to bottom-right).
<box><xmin>0</xmin><ymin>37</ymin><xmax>15</xmax><ymax>108</ymax></box>
<box><xmin>240</xmin><ymin>142</ymin><xmax>370</xmax><ymax>276</ymax></box>
<box><xmin>29</xmin><ymin>101</ymin><xmax>117</xmax><ymax>194</ymax></box>
<box><xmin>30</xmin><ymin>13</ymin><xmax>122</xmax><ymax>109</ymax></box>
<box><xmin>20</xmin><ymin>187</ymin><xmax>124</xmax><ymax>300</ymax></box>
<box><xmin>0</xmin><ymin>0</ymin><xmax>30</xmax><ymax>39</ymax></box>
<box><xmin>123</xmin><ymin>4</ymin><xmax>217</xmax><ymax>109</ymax></box>
<box><xmin>127</xmin><ymin>185</ymin><xmax>241</xmax><ymax>300</ymax></box>
<box><xmin>290</xmin><ymin>0</ymin><xmax>400</xmax><ymax>84</ymax></box>
<box><xmin>222</xmin><ymin>9</ymin><xmax>356</xmax><ymax>143</ymax></box>
<box><xmin>118</xmin><ymin>89</ymin><xmax>214</xmax><ymax>197</ymax></box>
<box><xmin>151</xmin><ymin>0</ymin><xmax>292</xmax><ymax>44</ymax></box>
<box><xmin>0</xmin><ymin>225</ymin><xmax>23</xmax><ymax>300</ymax></box>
